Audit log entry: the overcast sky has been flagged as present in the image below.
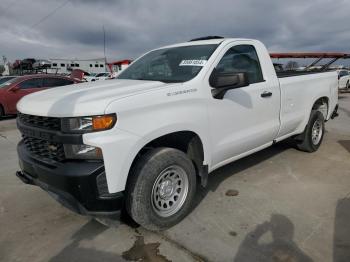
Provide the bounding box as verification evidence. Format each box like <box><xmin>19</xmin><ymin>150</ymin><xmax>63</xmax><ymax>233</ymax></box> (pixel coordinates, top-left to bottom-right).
<box><xmin>1</xmin><ymin>0</ymin><xmax>350</xmax><ymax>64</ymax></box>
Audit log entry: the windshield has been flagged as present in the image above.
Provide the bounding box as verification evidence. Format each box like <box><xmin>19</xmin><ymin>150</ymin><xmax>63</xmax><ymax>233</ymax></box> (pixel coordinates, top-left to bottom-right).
<box><xmin>118</xmin><ymin>44</ymin><xmax>218</xmax><ymax>83</ymax></box>
<box><xmin>0</xmin><ymin>77</ymin><xmax>18</xmax><ymax>88</ymax></box>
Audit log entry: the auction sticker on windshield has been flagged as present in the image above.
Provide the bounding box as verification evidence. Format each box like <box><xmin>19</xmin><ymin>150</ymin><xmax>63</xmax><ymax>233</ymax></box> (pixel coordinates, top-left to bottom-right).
<box><xmin>179</xmin><ymin>60</ymin><xmax>207</xmax><ymax>66</ymax></box>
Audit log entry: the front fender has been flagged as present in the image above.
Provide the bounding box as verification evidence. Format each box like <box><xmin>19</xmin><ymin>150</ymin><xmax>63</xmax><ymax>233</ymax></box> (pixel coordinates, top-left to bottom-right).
<box><xmin>84</xmin><ymin>125</ymin><xmax>211</xmax><ymax>193</ymax></box>
<box><xmin>100</xmin><ymin>81</ymin><xmax>211</xmax><ymax>192</ymax></box>
<box><xmin>135</xmin><ymin>123</ymin><xmax>211</xmax><ymax>166</ymax></box>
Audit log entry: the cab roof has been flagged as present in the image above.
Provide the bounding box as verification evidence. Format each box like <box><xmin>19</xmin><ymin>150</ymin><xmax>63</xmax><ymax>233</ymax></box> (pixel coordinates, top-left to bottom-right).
<box><xmin>160</xmin><ymin>37</ymin><xmax>255</xmax><ymax>49</ymax></box>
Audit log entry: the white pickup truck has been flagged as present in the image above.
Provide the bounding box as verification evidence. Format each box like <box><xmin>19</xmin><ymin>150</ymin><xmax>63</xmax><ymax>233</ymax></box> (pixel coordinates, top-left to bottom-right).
<box><xmin>16</xmin><ymin>37</ymin><xmax>339</xmax><ymax>230</ymax></box>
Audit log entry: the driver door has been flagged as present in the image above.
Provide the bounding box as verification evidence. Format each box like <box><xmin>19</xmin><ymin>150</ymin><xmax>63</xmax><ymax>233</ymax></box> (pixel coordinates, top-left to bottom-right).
<box><xmin>206</xmin><ymin>43</ymin><xmax>280</xmax><ymax>168</ymax></box>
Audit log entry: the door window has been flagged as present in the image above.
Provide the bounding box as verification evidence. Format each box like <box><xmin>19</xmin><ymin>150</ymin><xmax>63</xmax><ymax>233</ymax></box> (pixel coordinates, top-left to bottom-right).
<box><xmin>18</xmin><ymin>78</ymin><xmax>43</xmax><ymax>89</ymax></box>
<box><xmin>215</xmin><ymin>45</ymin><xmax>264</xmax><ymax>84</ymax></box>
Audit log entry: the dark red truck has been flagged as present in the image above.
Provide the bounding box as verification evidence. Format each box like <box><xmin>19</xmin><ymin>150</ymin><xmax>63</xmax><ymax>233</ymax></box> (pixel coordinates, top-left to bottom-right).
<box><xmin>0</xmin><ymin>74</ymin><xmax>80</xmax><ymax>117</ymax></box>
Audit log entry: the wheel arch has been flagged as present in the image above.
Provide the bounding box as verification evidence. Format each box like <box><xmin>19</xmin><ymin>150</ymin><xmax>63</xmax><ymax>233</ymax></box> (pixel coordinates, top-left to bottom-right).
<box><xmin>312</xmin><ymin>96</ymin><xmax>329</xmax><ymax>119</ymax></box>
<box><xmin>294</xmin><ymin>96</ymin><xmax>329</xmax><ymax>136</ymax></box>
<box><xmin>128</xmin><ymin>130</ymin><xmax>209</xmax><ymax>188</ymax></box>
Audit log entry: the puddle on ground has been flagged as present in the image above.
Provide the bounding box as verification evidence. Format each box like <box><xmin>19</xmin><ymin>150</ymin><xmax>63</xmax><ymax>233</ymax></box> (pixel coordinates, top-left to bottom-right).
<box><xmin>229</xmin><ymin>231</ymin><xmax>237</xmax><ymax>237</ymax></box>
<box><xmin>122</xmin><ymin>235</ymin><xmax>171</xmax><ymax>262</ymax></box>
<box><xmin>226</xmin><ymin>189</ymin><xmax>239</xmax><ymax>196</ymax></box>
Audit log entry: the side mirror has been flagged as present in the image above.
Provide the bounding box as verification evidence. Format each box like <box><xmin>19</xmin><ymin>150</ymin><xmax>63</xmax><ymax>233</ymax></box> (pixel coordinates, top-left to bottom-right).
<box><xmin>209</xmin><ymin>71</ymin><xmax>249</xmax><ymax>99</ymax></box>
<box><xmin>9</xmin><ymin>86</ymin><xmax>20</xmax><ymax>92</ymax></box>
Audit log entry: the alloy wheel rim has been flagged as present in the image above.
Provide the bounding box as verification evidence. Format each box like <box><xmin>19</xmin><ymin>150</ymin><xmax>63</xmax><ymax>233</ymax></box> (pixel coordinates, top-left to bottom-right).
<box><xmin>151</xmin><ymin>165</ymin><xmax>189</xmax><ymax>217</ymax></box>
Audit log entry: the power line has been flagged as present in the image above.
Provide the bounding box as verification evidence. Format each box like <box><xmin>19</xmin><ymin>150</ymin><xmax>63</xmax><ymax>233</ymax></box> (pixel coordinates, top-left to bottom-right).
<box><xmin>30</xmin><ymin>0</ymin><xmax>70</xmax><ymax>29</ymax></box>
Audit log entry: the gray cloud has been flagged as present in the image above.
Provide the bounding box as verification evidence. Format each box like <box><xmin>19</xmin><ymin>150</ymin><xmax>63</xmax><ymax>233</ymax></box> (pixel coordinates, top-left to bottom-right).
<box><xmin>1</xmin><ymin>0</ymin><xmax>350</xmax><ymax>65</ymax></box>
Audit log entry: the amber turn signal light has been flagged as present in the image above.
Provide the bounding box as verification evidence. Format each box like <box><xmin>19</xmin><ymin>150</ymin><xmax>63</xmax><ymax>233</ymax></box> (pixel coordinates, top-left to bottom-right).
<box><xmin>92</xmin><ymin>115</ymin><xmax>116</xmax><ymax>131</ymax></box>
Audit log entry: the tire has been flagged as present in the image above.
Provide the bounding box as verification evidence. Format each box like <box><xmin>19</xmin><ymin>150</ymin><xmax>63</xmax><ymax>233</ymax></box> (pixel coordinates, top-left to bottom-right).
<box><xmin>296</xmin><ymin>110</ymin><xmax>325</xmax><ymax>152</ymax></box>
<box><xmin>347</xmin><ymin>81</ymin><xmax>350</xmax><ymax>89</ymax></box>
<box><xmin>126</xmin><ymin>147</ymin><xmax>197</xmax><ymax>231</ymax></box>
<box><xmin>0</xmin><ymin>105</ymin><xmax>4</xmax><ymax>118</ymax></box>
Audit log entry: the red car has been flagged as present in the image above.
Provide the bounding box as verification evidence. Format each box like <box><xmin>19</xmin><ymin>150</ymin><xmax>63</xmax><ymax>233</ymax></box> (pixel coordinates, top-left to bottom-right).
<box><xmin>0</xmin><ymin>74</ymin><xmax>80</xmax><ymax>117</ymax></box>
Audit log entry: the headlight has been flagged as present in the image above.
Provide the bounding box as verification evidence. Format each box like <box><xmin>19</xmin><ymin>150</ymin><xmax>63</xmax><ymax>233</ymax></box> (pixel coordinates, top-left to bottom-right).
<box><xmin>64</xmin><ymin>144</ymin><xmax>102</xmax><ymax>160</ymax></box>
<box><xmin>62</xmin><ymin>114</ymin><xmax>116</xmax><ymax>133</ymax></box>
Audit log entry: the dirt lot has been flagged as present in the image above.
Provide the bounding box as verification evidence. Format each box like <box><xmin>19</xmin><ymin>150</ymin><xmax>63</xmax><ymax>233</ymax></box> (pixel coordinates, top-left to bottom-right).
<box><xmin>0</xmin><ymin>93</ymin><xmax>349</xmax><ymax>262</ymax></box>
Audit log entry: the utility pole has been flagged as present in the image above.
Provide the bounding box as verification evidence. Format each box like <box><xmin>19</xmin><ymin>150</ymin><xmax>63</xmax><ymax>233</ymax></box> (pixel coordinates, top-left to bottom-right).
<box><xmin>103</xmin><ymin>25</ymin><xmax>107</xmax><ymax>65</ymax></box>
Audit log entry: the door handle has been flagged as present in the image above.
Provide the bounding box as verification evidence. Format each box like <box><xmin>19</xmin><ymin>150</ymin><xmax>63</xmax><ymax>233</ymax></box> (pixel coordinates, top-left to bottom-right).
<box><xmin>261</xmin><ymin>91</ymin><xmax>272</xmax><ymax>98</ymax></box>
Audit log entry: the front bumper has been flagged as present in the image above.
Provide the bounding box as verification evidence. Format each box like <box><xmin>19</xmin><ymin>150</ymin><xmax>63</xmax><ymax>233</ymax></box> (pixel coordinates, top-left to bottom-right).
<box><xmin>16</xmin><ymin>141</ymin><xmax>124</xmax><ymax>217</ymax></box>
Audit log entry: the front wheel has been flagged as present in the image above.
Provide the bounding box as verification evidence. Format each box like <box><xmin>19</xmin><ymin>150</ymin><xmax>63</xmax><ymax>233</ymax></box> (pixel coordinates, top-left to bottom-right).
<box><xmin>295</xmin><ymin>110</ymin><xmax>325</xmax><ymax>152</ymax></box>
<box><xmin>126</xmin><ymin>148</ymin><xmax>197</xmax><ymax>231</ymax></box>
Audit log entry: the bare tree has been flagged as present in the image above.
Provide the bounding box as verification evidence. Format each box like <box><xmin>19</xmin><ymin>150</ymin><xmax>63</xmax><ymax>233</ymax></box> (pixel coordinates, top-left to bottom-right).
<box><xmin>285</xmin><ymin>61</ymin><xmax>299</xmax><ymax>70</ymax></box>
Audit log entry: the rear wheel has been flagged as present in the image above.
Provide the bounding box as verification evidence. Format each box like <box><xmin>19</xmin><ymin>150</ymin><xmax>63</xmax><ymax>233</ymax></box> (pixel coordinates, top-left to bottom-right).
<box><xmin>346</xmin><ymin>81</ymin><xmax>349</xmax><ymax>89</ymax></box>
<box><xmin>0</xmin><ymin>105</ymin><xmax>4</xmax><ymax>118</ymax></box>
<box><xmin>296</xmin><ymin>110</ymin><xmax>325</xmax><ymax>152</ymax></box>
<box><xmin>126</xmin><ymin>148</ymin><xmax>196</xmax><ymax>231</ymax></box>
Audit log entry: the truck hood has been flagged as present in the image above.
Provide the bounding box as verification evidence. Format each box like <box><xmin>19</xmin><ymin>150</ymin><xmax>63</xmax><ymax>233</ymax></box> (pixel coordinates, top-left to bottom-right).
<box><xmin>17</xmin><ymin>79</ymin><xmax>172</xmax><ymax>117</ymax></box>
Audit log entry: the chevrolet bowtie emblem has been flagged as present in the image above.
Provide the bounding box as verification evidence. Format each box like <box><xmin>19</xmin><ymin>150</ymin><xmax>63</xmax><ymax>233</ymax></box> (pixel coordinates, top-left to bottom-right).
<box><xmin>48</xmin><ymin>145</ymin><xmax>58</xmax><ymax>151</ymax></box>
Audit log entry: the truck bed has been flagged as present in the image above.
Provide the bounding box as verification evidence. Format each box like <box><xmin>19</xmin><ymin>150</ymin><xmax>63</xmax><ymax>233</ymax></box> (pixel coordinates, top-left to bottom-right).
<box><xmin>276</xmin><ymin>70</ymin><xmax>338</xmax><ymax>138</ymax></box>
